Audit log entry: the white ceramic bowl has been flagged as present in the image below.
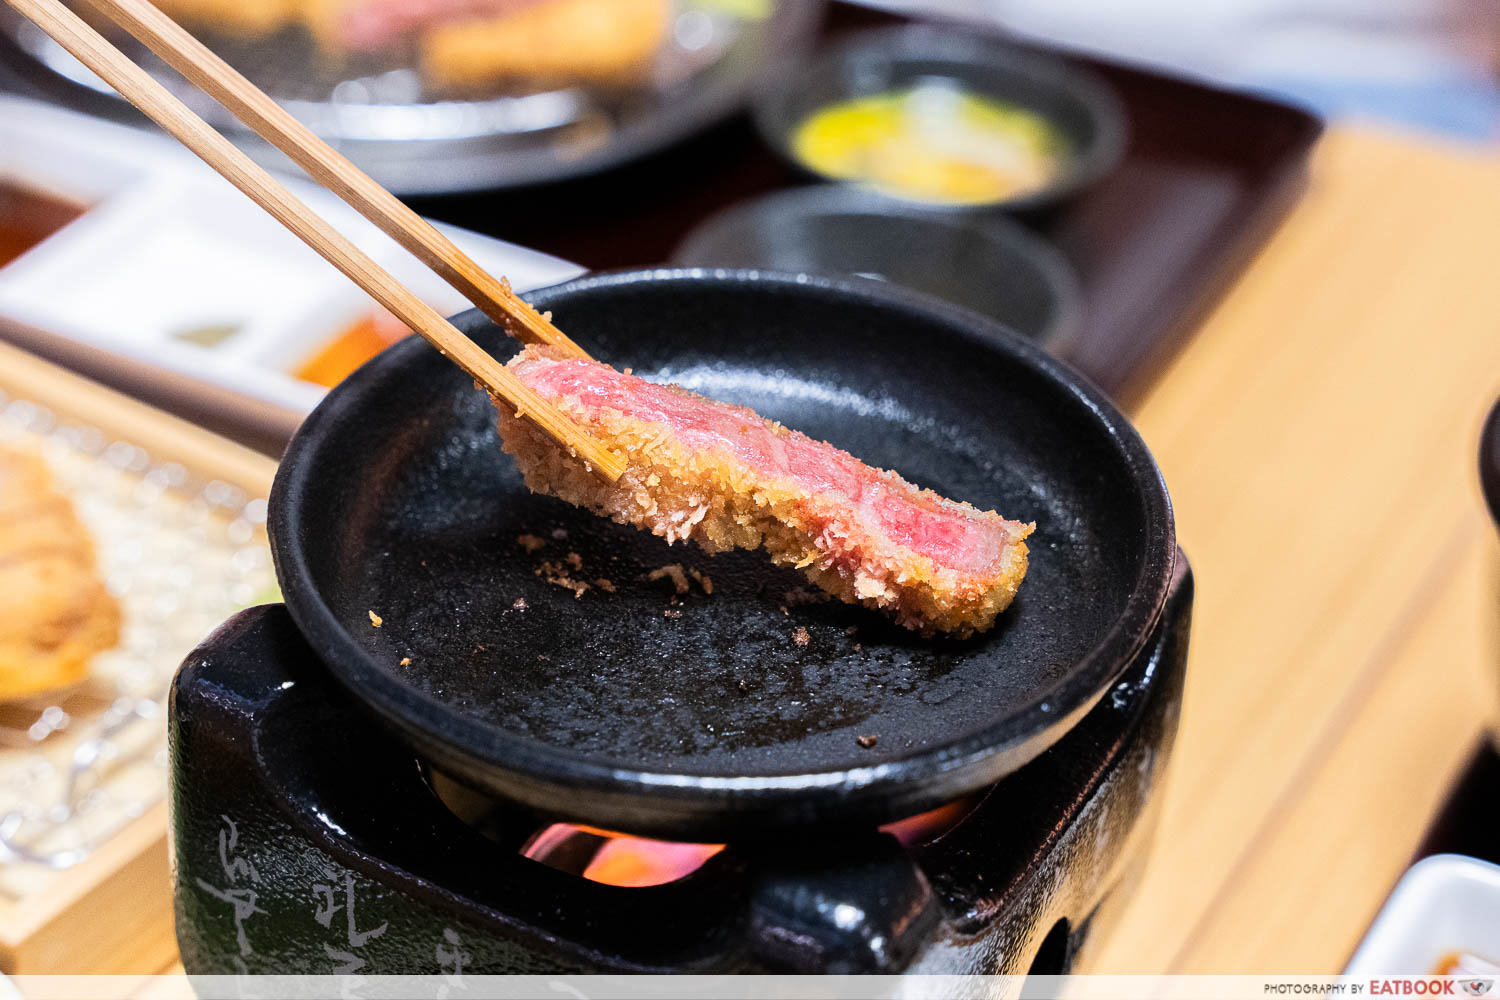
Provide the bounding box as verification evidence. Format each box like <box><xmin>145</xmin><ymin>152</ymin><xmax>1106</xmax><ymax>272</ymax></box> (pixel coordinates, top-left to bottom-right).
<box><xmin>1345</xmin><ymin>854</ymin><xmax>1500</xmax><ymax>975</ymax></box>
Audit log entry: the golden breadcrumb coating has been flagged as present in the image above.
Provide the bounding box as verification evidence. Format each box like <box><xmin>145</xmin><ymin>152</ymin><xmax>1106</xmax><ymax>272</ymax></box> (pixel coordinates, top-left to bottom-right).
<box><xmin>0</xmin><ymin>449</ymin><xmax>120</xmax><ymax>700</ymax></box>
<box><xmin>421</xmin><ymin>0</ymin><xmax>670</xmax><ymax>90</ymax></box>
<box><xmin>152</xmin><ymin>0</ymin><xmax>298</xmax><ymax>37</ymax></box>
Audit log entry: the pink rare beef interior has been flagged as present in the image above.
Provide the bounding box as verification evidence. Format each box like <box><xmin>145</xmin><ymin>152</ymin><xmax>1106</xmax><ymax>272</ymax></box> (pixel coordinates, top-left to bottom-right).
<box><xmin>337</xmin><ymin>0</ymin><xmax>548</xmax><ymax>50</ymax></box>
<box><xmin>512</xmin><ymin>354</ymin><xmax>1014</xmax><ymax>579</ymax></box>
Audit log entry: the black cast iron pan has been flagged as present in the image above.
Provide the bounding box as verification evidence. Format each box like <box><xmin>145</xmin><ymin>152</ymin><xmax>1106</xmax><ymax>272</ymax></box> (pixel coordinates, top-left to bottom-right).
<box><xmin>1482</xmin><ymin>395</ymin><xmax>1500</xmax><ymax>531</ymax></box>
<box><xmin>270</xmin><ymin>269</ymin><xmax>1177</xmax><ymax>839</ymax></box>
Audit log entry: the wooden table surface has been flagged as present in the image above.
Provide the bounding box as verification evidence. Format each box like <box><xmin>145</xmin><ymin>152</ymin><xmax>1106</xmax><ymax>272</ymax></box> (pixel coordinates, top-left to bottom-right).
<box><xmin>112</xmin><ymin>125</ymin><xmax>1499</xmax><ymax>978</ymax></box>
<box><xmin>1085</xmin><ymin>124</ymin><xmax>1500</xmax><ymax>972</ymax></box>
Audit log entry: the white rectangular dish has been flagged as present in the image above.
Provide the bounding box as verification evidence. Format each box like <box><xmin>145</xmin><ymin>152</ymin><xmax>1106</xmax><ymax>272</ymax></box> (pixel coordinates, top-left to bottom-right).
<box><xmin>0</xmin><ymin>95</ymin><xmax>583</xmax><ymax>444</ymax></box>
<box><xmin>1345</xmin><ymin>854</ymin><xmax>1500</xmax><ymax>976</ymax></box>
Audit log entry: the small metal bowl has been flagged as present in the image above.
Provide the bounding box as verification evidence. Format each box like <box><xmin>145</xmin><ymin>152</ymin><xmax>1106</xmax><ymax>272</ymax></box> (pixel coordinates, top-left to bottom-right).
<box><xmin>672</xmin><ymin>185</ymin><xmax>1083</xmax><ymax>351</ymax></box>
<box><xmin>753</xmin><ymin>24</ymin><xmax>1127</xmax><ymax>211</ymax></box>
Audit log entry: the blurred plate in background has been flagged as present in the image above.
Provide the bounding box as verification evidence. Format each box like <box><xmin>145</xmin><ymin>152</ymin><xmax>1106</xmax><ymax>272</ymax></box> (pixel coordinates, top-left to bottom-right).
<box><xmin>0</xmin><ymin>0</ymin><xmax>823</xmax><ymax>195</ymax></box>
<box><xmin>1345</xmin><ymin>854</ymin><xmax>1500</xmax><ymax>976</ymax></box>
<box><xmin>0</xmin><ymin>96</ymin><xmax>583</xmax><ymax>452</ymax></box>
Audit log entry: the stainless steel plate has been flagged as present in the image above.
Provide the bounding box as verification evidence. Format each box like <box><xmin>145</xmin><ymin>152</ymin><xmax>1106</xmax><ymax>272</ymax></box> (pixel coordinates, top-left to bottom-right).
<box><xmin>0</xmin><ymin>0</ymin><xmax>822</xmax><ymax>195</ymax></box>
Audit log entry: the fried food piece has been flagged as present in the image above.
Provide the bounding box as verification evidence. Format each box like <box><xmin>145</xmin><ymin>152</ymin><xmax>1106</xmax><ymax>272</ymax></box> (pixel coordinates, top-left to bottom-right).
<box><xmin>299</xmin><ymin>0</ymin><xmax>377</xmax><ymax>52</ymax></box>
<box><xmin>421</xmin><ymin>0</ymin><xmax>670</xmax><ymax>90</ymax></box>
<box><xmin>302</xmin><ymin>0</ymin><xmax>539</xmax><ymax>52</ymax></box>
<box><xmin>0</xmin><ymin>448</ymin><xmax>53</xmax><ymax>519</ymax></box>
<box><xmin>152</xmin><ymin>0</ymin><xmax>298</xmax><ymax>38</ymax></box>
<box><xmin>155</xmin><ymin>0</ymin><xmax>669</xmax><ymax>95</ymax></box>
<box><xmin>0</xmin><ymin>449</ymin><xmax>120</xmax><ymax>700</ymax></box>
<box><xmin>495</xmin><ymin>347</ymin><xmax>1033</xmax><ymax>637</ymax></box>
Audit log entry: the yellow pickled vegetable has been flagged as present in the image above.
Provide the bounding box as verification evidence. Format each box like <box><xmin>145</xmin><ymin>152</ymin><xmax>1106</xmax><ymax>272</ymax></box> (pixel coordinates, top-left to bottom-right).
<box><xmin>790</xmin><ymin>84</ymin><xmax>1064</xmax><ymax>205</ymax></box>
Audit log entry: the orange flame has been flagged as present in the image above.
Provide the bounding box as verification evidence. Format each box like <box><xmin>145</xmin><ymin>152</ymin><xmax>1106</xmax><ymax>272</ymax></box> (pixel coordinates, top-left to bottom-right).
<box><xmin>523</xmin><ymin>798</ymin><xmax>975</xmax><ymax>888</ymax></box>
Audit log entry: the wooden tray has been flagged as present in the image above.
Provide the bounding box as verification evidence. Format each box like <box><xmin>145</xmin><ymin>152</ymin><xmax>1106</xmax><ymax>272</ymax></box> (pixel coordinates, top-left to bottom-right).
<box><xmin>0</xmin><ymin>341</ymin><xmax>275</xmax><ymax>974</ymax></box>
<box><xmin>413</xmin><ymin>2</ymin><xmax>1323</xmax><ymax>408</ymax></box>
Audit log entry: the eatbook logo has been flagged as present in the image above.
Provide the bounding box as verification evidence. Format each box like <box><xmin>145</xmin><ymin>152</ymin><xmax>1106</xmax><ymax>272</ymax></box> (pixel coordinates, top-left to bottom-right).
<box><xmin>1461</xmin><ymin>980</ymin><xmax>1493</xmax><ymax>997</ymax></box>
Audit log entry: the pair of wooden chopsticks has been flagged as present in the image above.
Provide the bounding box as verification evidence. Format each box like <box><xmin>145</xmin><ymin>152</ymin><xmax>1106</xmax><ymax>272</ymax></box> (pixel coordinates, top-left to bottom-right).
<box><xmin>5</xmin><ymin>0</ymin><xmax>625</xmax><ymax>482</ymax></box>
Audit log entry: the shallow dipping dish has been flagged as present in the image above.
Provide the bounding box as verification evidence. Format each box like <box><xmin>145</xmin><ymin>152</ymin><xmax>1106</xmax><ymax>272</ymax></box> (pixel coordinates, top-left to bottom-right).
<box><xmin>270</xmin><ymin>269</ymin><xmax>1176</xmax><ymax>838</ymax></box>
<box><xmin>755</xmin><ymin>25</ymin><xmax>1127</xmax><ymax>211</ymax></box>
<box><xmin>672</xmin><ymin>185</ymin><xmax>1083</xmax><ymax>349</ymax></box>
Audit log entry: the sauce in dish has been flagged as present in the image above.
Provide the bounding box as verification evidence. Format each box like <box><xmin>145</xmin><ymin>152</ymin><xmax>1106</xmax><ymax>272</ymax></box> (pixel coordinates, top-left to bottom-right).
<box><xmin>295</xmin><ymin>309</ymin><xmax>411</xmax><ymax>388</ymax></box>
<box><xmin>790</xmin><ymin>83</ymin><xmax>1064</xmax><ymax>206</ymax></box>
<box><xmin>1433</xmin><ymin>951</ymin><xmax>1499</xmax><ymax>976</ymax></box>
<box><xmin>0</xmin><ymin>181</ymin><xmax>86</xmax><ymax>270</ymax></box>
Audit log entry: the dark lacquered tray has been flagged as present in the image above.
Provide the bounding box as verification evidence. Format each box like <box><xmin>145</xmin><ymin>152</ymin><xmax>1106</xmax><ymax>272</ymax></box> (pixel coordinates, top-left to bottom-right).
<box><xmin>413</xmin><ymin>4</ymin><xmax>1322</xmax><ymax>407</ymax></box>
